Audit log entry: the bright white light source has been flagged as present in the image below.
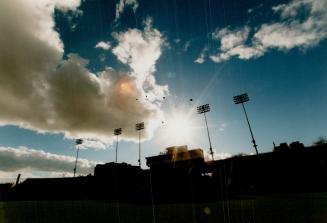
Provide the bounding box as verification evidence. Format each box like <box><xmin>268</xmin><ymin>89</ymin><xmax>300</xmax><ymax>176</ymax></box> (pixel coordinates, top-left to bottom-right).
<box><xmin>163</xmin><ymin>113</ymin><xmax>194</xmax><ymax>145</ymax></box>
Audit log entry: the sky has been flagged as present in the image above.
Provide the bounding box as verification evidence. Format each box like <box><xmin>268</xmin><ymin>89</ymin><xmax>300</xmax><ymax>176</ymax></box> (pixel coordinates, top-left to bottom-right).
<box><xmin>0</xmin><ymin>0</ymin><xmax>326</xmax><ymax>182</ymax></box>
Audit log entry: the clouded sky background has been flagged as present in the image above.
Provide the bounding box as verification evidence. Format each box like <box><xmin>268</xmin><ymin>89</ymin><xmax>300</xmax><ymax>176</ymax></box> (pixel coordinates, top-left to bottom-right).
<box><xmin>0</xmin><ymin>0</ymin><xmax>326</xmax><ymax>181</ymax></box>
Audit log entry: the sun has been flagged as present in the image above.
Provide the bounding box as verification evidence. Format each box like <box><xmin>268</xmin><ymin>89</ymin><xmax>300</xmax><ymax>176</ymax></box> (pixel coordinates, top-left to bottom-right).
<box><xmin>162</xmin><ymin>113</ymin><xmax>195</xmax><ymax>145</ymax></box>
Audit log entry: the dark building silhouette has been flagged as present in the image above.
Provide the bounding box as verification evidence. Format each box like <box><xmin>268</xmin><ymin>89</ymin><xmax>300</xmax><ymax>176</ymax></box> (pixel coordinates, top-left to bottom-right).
<box><xmin>146</xmin><ymin>145</ymin><xmax>205</xmax><ymax>178</ymax></box>
<box><xmin>94</xmin><ymin>162</ymin><xmax>141</xmax><ymax>178</ymax></box>
<box><xmin>1</xmin><ymin>142</ymin><xmax>327</xmax><ymax>203</ymax></box>
<box><xmin>290</xmin><ymin>141</ymin><xmax>305</xmax><ymax>150</ymax></box>
<box><xmin>93</xmin><ymin>162</ymin><xmax>150</xmax><ymax>202</ymax></box>
<box><xmin>273</xmin><ymin>142</ymin><xmax>290</xmax><ymax>152</ymax></box>
<box><xmin>145</xmin><ymin>146</ymin><xmax>207</xmax><ymax>202</ymax></box>
<box><xmin>0</xmin><ymin>183</ymin><xmax>11</xmax><ymax>200</ymax></box>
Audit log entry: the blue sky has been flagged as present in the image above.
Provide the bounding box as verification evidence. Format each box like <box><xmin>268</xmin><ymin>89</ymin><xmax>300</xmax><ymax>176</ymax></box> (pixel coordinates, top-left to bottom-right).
<box><xmin>0</xmin><ymin>0</ymin><xmax>326</xmax><ymax>181</ymax></box>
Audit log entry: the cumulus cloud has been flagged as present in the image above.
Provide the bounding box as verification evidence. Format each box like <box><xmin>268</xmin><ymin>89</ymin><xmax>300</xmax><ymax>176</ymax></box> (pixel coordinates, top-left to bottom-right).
<box><xmin>203</xmin><ymin>149</ymin><xmax>231</xmax><ymax>161</ymax></box>
<box><xmin>52</xmin><ymin>0</ymin><xmax>81</xmax><ymax>12</ymax></box>
<box><xmin>81</xmin><ymin>139</ymin><xmax>108</xmax><ymax>150</ymax></box>
<box><xmin>0</xmin><ymin>1</ymin><xmax>168</xmax><ymax>144</ymax></box>
<box><xmin>115</xmin><ymin>0</ymin><xmax>139</xmax><ymax>22</ymax></box>
<box><xmin>210</xmin><ymin>44</ymin><xmax>264</xmax><ymax>63</ymax></box>
<box><xmin>0</xmin><ymin>146</ymin><xmax>98</xmax><ymax>174</ymax></box>
<box><xmin>194</xmin><ymin>47</ymin><xmax>208</xmax><ymax>64</ymax></box>
<box><xmin>254</xmin><ymin>0</ymin><xmax>327</xmax><ymax>50</ymax></box>
<box><xmin>208</xmin><ymin>0</ymin><xmax>327</xmax><ymax>63</ymax></box>
<box><xmin>112</xmin><ymin>18</ymin><xmax>168</xmax><ymax>102</ymax></box>
<box><xmin>208</xmin><ymin>26</ymin><xmax>264</xmax><ymax>63</ymax></box>
<box><xmin>212</xmin><ymin>26</ymin><xmax>250</xmax><ymax>51</ymax></box>
<box><xmin>95</xmin><ymin>41</ymin><xmax>111</xmax><ymax>50</ymax></box>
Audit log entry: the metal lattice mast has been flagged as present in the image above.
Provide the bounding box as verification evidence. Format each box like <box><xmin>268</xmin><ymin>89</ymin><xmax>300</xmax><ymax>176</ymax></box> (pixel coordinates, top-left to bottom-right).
<box><xmin>114</xmin><ymin>128</ymin><xmax>122</xmax><ymax>163</ymax></box>
<box><xmin>136</xmin><ymin>122</ymin><xmax>145</xmax><ymax>168</ymax></box>
<box><xmin>197</xmin><ymin>104</ymin><xmax>214</xmax><ymax>161</ymax></box>
<box><xmin>73</xmin><ymin>138</ymin><xmax>83</xmax><ymax>177</ymax></box>
<box><xmin>233</xmin><ymin>93</ymin><xmax>259</xmax><ymax>155</ymax></box>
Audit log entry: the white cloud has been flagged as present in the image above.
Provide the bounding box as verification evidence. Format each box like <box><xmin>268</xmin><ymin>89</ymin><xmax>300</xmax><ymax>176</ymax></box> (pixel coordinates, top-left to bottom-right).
<box><xmin>81</xmin><ymin>139</ymin><xmax>108</xmax><ymax>150</ymax></box>
<box><xmin>115</xmin><ymin>0</ymin><xmax>139</xmax><ymax>22</ymax></box>
<box><xmin>112</xmin><ymin>18</ymin><xmax>162</xmax><ymax>77</ymax></box>
<box><xmin>208</xmin><ymin>26</ymin><xmax>263</xmax><ymax>63</ymax></box>
<box><xmin>209</xmin><ymin>0</ymin><xmax>327</xmax><ymax>63</ymax></box>
<box><xmin>195</xmin><ymin>56</ymin><xmax>205</xmax><ymax>64</ymax></box>
<box><xmin>255</xmin><ymin>0</ymin><xmax>327</xmax><ymax>50</ymax></box>
<box><xmin>0</xmin><ymin>146</ymin><xmax>98</xmax><ymax>175</ymax></box>
<box><xmin>0</xmin><ymin>1</ymin><xmax>168</xmax><ymax>144</ymax></box>
<box><xmin>53</xmin><ymin>0</ymin><xmax>81</xmax><ymax>12</ymax></box>
<box><xmin>255</xmin><ymin>24</ymin><xmax>308</xmax><ymax>50</ymax></box>
<box><xmin>254</xmin><ymin>19</ymin><xmax>326</xmax><ymax>50</ymax></box>
<box><xmin>112</xmin><ymin>18</ymin><xmax>168</xmax><ymax>101</ymax></box>
<box><xmin>95</xmin><ymin>41</ymin><xmax>111</xmax><ymax>50</ymax></box>
<box><xmin>194</xmin><ymin>47</ymin><xmax>208</xmax><ymax>64</ymax></box>
<box><xmin>209</xmin><ymin>44</ymin><xmax>264</xmax><ymax>63</ymax></box>
<box><xmin>212</xmin><ymin>26</ymin><xmax>250</xmax><ymax>51</ymax></box>
<box><xmin>203</xmin><ymin>149</ymin><xmax>231</xmax><ymax>161</ymax></box>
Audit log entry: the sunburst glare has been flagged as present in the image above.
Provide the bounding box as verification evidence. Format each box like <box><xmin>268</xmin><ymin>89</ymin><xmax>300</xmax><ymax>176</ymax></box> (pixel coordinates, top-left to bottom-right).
<box><xmin>159</xmin><ymin>109</ymin><xmax>197</xmax><ymax>147</ymax></box>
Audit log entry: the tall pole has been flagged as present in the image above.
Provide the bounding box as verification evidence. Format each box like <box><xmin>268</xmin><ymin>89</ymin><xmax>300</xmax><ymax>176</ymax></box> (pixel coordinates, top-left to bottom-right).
<box><xmin>73</xmin><ymin>146</ymin><xmax>79</xmax><ymax>177</ymax></box>
<box><xmin>233</xmin><ymin>93</ymin><xmax>259</xmax><ymax>155</ymax></box>
<box><xmin>197</xmin><ymin>104</ymin><xmax>214</xmax><ymax>161</ymax></box>
<box><xmin>74</xmin><ymin>139</ymin><xmax>83</xmax><ymax>177</ymax></box>
<box><xmin>138</xmin><ymin>130</ymin><xmax>141</xmax><ymax>167</ymax></box>
<box><xmin>241</xmin><ymin>102</ymin><xmax>258</xmax><ymax>155</ymax></box>
<box><xmin>114</xmin><ymin>128</ymin><xmax>122</xmax><ymax>163</ymax></box>
<box><xmin>203</xmin><ymin>112</ymin><xmax>214</xmax><ymax>161</ymax></box>
<box><xmin>113</xmin><ymin>128</ymin><xmax>122</xmax><ymax>223</ymax></box>
<box><xmin>136</xmin><ymin>122</ymin><xmax>144</xmax><ymax>168</ymax></box>
<box><xmin>116</xmin><ymin>135</ymin><xmax>119</xmax><ymax>163</ymax></box>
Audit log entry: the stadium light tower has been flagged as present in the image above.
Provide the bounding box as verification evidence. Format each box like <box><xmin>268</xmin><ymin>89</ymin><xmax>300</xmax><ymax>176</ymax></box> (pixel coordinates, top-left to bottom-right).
<box><xmin>73</xmin><ymin>138</ymin><xmax>83</xmax><ymax>177</ymax></box>
<box><xmin>197</xmin><ymin>104</ymin><xmax>214</xmax><ymax>161</ymax></box>
<box><xmin>136</xmin><ymin>122</ymin><xmax>145</xmax><ymax>168</ymax></box>
<box><xmin>233</xmin><ymin>93</ymin><xmax>259</xmax><ymax>155</ymax></box>
<box><xmin>114</xmin><ymin>128</ymin><xmax>122</xmax><ymax>163</ymax></box>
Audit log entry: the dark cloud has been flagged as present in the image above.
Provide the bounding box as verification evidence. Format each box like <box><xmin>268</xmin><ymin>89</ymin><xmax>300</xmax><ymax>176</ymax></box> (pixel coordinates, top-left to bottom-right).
<box><xmin>0</xmin><ymin>0</ymin><xmax>168</xmax><ymax>146</ymax></box>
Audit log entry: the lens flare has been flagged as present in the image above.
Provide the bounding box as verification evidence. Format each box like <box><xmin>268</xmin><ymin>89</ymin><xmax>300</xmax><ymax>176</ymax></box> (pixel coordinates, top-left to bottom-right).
<box><xmin>162</xmin><ymin>113</ymin><xmax>195</xmax><ymax>145</ymax></box>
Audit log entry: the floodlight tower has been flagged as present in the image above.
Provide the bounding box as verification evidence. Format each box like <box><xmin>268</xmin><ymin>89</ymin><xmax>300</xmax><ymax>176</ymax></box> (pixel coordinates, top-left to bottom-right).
<box><xmin>114</xmin><ymin>128</ymin><xmax>122</xmax><ymax>163</ymax></box>
<box><xmin>197</xmin><ymin>104</ymin><xmax>214</xmax><ymax>161</ymax></box>
<box><xmin>136</xmin><ymin>122</ymin><xmax>145</xmax><ymax>168</ymax></box>
<box><xmin>73</xmin><ymin>138</ymin><xmax>83</xmax><ymax>178</ymax></box>
<box><xmin>233</xmin><ymin>93</ymin><xmax>259</xmax><ymax>155</ymax></box>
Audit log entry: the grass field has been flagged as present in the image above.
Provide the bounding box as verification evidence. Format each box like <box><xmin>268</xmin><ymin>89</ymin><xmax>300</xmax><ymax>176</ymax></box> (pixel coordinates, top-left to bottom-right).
<box><xmin>0</xmin><ymin>193</ymin><xmax>326</xmax><ymax>223</ymax></box>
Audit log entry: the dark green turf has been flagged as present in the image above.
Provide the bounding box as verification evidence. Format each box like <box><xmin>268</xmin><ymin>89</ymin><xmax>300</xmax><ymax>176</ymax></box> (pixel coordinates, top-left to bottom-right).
<box><xmin>0</xmin><ymin>193</ymin><xmax>326</xmax><ymax>223</ymax></box>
